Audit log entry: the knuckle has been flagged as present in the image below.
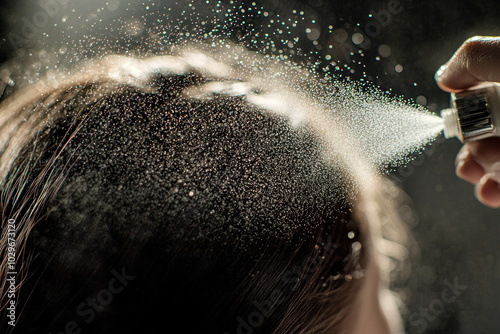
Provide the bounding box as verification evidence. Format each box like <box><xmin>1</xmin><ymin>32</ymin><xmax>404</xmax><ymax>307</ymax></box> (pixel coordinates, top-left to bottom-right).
<box><xmin>459</xmin><ymin>36</ymin><xmax>494</xmax><ymax>79</ymax></box>
<box><xmin>461</xmin><ymin>37</ymin><xmax>484</xmax><ymax>59</ymax></box>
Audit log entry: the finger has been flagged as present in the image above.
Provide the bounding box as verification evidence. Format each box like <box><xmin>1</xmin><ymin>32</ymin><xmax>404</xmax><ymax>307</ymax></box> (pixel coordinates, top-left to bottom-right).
<box><xmin>455</xmin><ymin>148</ymin><xmax>485</xmax><ymax>184</ymax></box>
<box><xmin>435</xmin><ymin>36</ymin><xmax>500</xmax><ymax>92</ymax></box>
<box><xmin>466</xmin><ymin>137</ymin><xmax>500</xmax><ymax>174</ymax></box>
<box><xmin>475</xmin><ymin>175</ymin><xmax>500</xmax><ymax>208</ymax></box>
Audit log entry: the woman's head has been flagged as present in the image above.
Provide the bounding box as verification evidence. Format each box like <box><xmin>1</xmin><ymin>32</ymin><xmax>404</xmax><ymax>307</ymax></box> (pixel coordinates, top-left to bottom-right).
<box><xmin>0</xmin><ymin>48</ymin><xmax>408</xmax><ymax>333</ymax></box>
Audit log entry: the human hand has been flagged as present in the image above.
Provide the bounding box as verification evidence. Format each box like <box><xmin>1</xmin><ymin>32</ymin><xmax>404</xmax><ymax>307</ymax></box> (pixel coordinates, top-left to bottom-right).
<box><xmin>436</xmin><ymin>36</ymin><xmax>500</xmax><ymax>208</ymax></box>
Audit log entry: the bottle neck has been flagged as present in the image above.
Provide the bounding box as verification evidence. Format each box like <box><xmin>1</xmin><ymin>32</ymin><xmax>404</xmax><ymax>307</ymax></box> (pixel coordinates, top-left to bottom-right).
<box><xmin>441</xmin><ymin>107</ymin><xmax>462</xmax><ymax>142</ymax></box>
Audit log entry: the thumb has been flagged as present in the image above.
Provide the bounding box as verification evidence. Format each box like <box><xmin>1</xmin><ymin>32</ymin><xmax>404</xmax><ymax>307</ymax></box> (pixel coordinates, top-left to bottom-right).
<box><xmin>435</xmin><ymin>36</ymin><xmax>500</xmax><ymax>92</ymax></box>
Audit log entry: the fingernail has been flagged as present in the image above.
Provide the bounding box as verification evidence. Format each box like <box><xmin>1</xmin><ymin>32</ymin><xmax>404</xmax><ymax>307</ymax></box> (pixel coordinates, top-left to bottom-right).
<box><xmin>435</xmin><ymin>64</ymin><xmax>448</xmax><ymax>82</ymax></box>
<box><xmin>455</xmin><ymin>148</ymin><xmax>469</xmax><ymax>166</ymax></box>
<box><xmin>474</xmin><ymin>176</ymin><xmax>487</xmax><ymax>200</ymax></box>
<box><xmin>475</xmin><ymin>175</ymin><xmax>500</xmax><ymax>208</ymax></box>
<box><xmin>474</xmin><ymin>182</ymin><xmax>480</xmax><ymax>200</ymax></box>
<box><xmin>488</xmin><ymin>171</ymin><xmax>500</xmax><ymax>184</ymax></box>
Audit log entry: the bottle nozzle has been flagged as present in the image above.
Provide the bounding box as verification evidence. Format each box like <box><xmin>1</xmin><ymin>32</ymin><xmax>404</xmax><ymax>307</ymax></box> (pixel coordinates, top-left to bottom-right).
<box><xmin>441</xmin><ymin>107</ymin><xmax>462</xmax><ymax>141</ymax></box>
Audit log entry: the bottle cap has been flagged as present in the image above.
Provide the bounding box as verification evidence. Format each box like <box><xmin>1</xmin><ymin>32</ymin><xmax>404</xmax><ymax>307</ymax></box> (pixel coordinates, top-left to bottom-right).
<box><xmin>441</xmin><ymin>88</ymin><xmax>495</xmax><ymax>143</ymax></box>
<box><xmin>453</xmin><ymin>89</ymin><xmax>494</xmax><ymax>141</ymax></box>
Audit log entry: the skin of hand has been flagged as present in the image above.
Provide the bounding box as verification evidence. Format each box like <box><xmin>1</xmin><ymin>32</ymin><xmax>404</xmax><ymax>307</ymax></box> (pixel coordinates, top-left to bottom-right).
<box><xmin>435</xmin><ymin>36</ymin><xmax>500</xmax><ymax>208</ymax></box>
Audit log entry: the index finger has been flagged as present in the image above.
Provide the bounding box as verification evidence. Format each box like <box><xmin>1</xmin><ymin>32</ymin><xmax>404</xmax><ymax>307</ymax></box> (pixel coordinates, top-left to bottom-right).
<box><xmin>435</xmin><ymin>36</ymin><xmax>500</xmax><ymax>93</ymax></box>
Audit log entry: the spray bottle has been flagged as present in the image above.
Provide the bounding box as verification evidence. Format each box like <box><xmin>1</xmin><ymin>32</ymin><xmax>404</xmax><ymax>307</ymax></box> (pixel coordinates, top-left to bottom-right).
<box><xmin>441</xmin><ymin>83</ymin><xmax>500</xmax><ymax>143</ymax></box>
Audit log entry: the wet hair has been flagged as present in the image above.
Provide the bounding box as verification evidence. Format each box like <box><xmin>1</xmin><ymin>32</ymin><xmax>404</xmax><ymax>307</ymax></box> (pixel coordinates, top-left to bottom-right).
<box><xmin>0</xmin><ymin>49</ymin><xmax>409</xmax><ymax>333</ymax></box>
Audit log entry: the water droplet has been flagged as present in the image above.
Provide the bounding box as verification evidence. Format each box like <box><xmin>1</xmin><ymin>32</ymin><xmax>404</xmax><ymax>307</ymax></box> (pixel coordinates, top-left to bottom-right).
<box><xmin>378</xmin><ymin>44</ymin><xmax>391</xmax><ymax>58</ymax></box>
<box><xmin>416</xmin><ymin>95</ymin><xmax>427</xmax><ymax>106</ymax></box>
<box><xmin>106</xmin><ymin>0</ymin><xmax>120</xmax><ymax>11</ymax></box>
<box><xmin>351</xmin><ymin>33</ymin><xmax>364</xmax><ymax>45</ymax></box>
<box><xmin>332</xmin><ymin>29</ymin><xmax>348</xmax><ymax>43</ymax></box>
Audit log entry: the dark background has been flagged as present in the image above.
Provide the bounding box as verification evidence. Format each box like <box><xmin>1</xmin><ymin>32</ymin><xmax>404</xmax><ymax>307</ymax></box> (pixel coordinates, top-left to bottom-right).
<box><xmin>0</xmin><ymin>0</ymin><xmax>499</xmax><ymax>333</ymax></box>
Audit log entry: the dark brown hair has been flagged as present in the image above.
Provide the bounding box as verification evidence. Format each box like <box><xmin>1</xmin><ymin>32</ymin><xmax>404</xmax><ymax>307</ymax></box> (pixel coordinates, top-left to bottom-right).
<box><xmin>0</xmin><ymin>50</ymin><xmax>409</xmax><ymax>333</ymax></box>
